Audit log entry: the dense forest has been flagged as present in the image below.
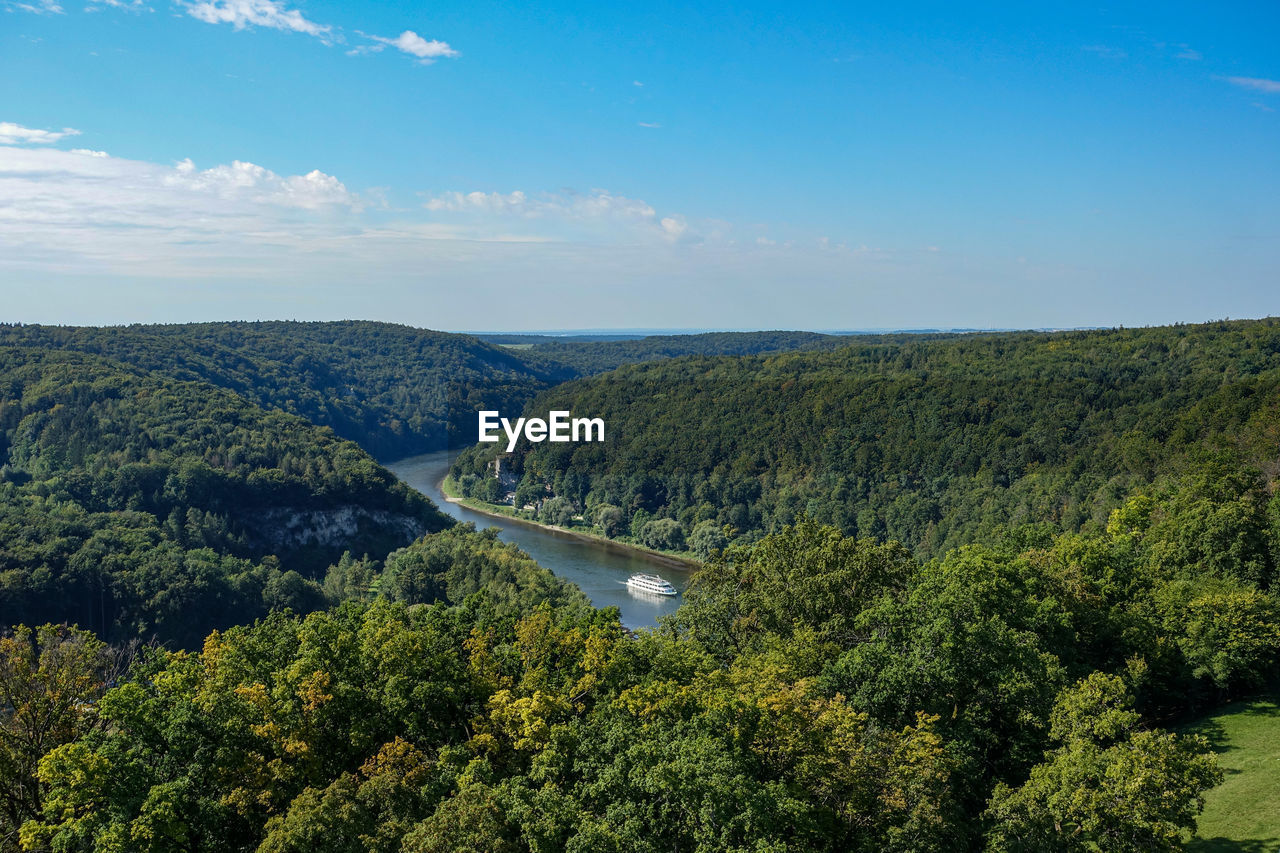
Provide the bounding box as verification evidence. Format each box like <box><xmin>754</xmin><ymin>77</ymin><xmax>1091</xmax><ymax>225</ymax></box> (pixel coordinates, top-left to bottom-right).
<box><xmin>0</xmin><ymin>345</ymin><xmax>450</xmax><ymax>645</ymax></box>
<box><xmin>0</xmin><ymin>323</ymin><xmax>567</xmax><ymax>460</ymax></box>
<box><xmin>7</xmin><ymin>507</ymin><xmax>1277</xmax><ymax>851</ymax></box>
<box><xmin>2</xmin><ymin>318</ymin><xmax>1278</xmax><ymax>850</ymax></box>
<box><xmin>452</xmin><ymin>318</ymin><xmax>1280</xmax><ymax>561</ymax></box>
<box><xmin>498</xmin><ymin>330</ymin><xmax>879</xmax><ymax>375</ymax></box>
<box><xmin>0</xmin><ymin>323</ymin><xmax>886</xmax><ymax>460</ymax></box>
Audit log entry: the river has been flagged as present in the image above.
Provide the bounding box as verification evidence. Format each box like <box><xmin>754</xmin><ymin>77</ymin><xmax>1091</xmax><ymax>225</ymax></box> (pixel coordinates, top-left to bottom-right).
<box><xmin>387</xmin><ymin>450</ymin><xmax>691</xmax><ymax>629</ymax></box>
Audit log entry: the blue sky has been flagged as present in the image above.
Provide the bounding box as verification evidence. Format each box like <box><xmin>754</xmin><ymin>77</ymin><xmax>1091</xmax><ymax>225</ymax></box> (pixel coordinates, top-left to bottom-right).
<box><xmin>1</xmin><ymin>0</ymin><xmax>1277</xmax><ymax>330</ymax></box>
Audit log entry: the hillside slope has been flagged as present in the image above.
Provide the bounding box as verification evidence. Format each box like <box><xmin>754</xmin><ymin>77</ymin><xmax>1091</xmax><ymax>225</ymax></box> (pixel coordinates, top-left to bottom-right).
<box><xmin>452</xmin><ymin>319</ymin><xmax>1280</xmax><ymax>560</ymax></box>
<box><xmin>506</xmin><ymin>329</ymin><xmax>950</xmax><ymax>375</ymax></box>
<box><xmin>0</xmin><ymin>345</ymin><xmax>450</xmax><ymax>644</ymax></box>
<box><xmin>0</xmin><ymin>321</ymin><xmax>570</xmax><ymax>460</ymax></box>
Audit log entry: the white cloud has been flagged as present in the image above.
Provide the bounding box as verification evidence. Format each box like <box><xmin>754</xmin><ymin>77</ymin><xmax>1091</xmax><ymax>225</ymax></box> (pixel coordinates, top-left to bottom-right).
<box><xmin>0</xmin><ymin>145</ymin><xmax>656</xmax><ymax>288</ymax></box>
<box><xmin>633</xmin><ymin>80</ymin><xmax>644</xmax><ymax>87</ymax></box>
<box><xmin>0</xmin><ymin>135</ymin><xmax>954</xmax><ymax>330</ymax></box>
<box><xmin>165</xmin><ymin>157</ymin><xmax>358</xmax><ymax>209</ymax></box>
<box><xmin>0</xmin><ymin>122</ymin><xmax>81</xmax><ymax>145</ymax></box>
<box><xmin>5</xmin><ymin>0</ymin><xmax>62</xmax><ymax>13</ymax></box>
<box><xmin>660</xmin><ymin>217</ymin><xmax>687</xmax><ymax>239</ymax></box>
<box><xmin>180</xmin><ymin>0</ymin><xmax>330</xmax><ymax>38</ymax></box>
<box><xmin>1175</xmin><ymin>46</ymin><xmax>1202</xmax><ymax>61</ymax></box>
<box><xmin>1224</xmin><ymin>76</ymin><xmax>1280</xmax><ymax>95</ymax></box>
<box><xmin>418</xmin><ymin>189</ymin><xmax>723</xmax><ymax>247</ymax></box>
<box><xmin>173</xmin><ymin>2</ymin><xmax>463</xmax><ymax>65</ymax></box>
<box><xmin>637</xmin><ymin>122</ymin><xmax>661</xmax><ymax>128</ymax></box>
<box><xmin>3</xmin><ymin>125</ymin><xmax>899</xmax><ymax>316</ymax></box>
<box><xmin>0</xmin><ymin>145</ymin><xmax>358</xmax><ymax>239</ymax></box>
<box><xmin>0</xmin><ymin>144</ymin><xmax>380</xmax><ymax>283</ymax></box>
<box><xmin>367</xmin><ymin>30</ymin><xmax>458</xmax><ymax>63</ymax></box>
<box><xmin>87</xmin><ymin>0</ymin><xmax>149</xmax><ymax>10</ymax></box>
<box><xmin>424</xmin><ymin>189</ymin><xmax>658</xmax><ymax>222</ymax></box>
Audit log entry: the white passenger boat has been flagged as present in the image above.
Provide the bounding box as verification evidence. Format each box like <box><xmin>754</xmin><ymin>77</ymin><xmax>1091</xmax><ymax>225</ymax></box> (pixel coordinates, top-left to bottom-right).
<box><xmin>625</xmin><ymin>573</ymin><xmax>678</xmax><ymax>596</ymax></box>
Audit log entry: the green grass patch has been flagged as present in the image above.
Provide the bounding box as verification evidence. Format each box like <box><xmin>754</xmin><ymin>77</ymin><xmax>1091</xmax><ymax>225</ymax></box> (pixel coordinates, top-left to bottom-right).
<box><xmin>1183</xmin><ymin>696</ymin><xmax>1280</xmax><ymax>853</ymax></box>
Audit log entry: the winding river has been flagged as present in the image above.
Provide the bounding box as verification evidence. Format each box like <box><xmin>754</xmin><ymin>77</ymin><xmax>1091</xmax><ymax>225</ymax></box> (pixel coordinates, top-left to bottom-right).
<box><xmin>388</xmin><ymin>450</ymin><xmax>691</xmax><ymax>629</ymax></box>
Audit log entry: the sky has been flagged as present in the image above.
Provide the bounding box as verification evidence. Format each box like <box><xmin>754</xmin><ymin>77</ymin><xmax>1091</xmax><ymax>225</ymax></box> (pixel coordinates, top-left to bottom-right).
<box><xmin>0</xmin><ymin>0</ymin><xmax>1277</xmax><ymax>331</ymax></box>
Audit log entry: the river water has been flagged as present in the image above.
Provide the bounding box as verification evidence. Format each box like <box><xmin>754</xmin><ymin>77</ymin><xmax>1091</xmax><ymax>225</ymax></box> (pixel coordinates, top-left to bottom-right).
<box><xmin>387</xmin><ymin>450</ymin><xmax>690</xmax><ymax>629</ymax></box>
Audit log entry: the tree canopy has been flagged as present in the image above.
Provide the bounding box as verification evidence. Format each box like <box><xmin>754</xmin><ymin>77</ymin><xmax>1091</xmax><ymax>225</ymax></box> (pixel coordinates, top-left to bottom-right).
<box><xmin>454</xmin><ymin>318</ymin><xmax>1280</xmax><ymax>566</ymax></box>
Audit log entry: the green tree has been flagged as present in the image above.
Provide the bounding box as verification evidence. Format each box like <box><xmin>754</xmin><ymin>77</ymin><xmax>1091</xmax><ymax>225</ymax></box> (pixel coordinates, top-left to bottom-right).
<box><xmin>687</xmin><ymin>520</ymin><xmax>727</xmax><ymax>559</ymax></box>
<box><xmin>592</xmin><ymin>504</ymin><xmax>624</xmax><ymax>537</ymax></box>
<box><xmin>985</xmin><ymin>672</ymin><xmax>1222</xmax><ymax>853</ymax></box>
<box><xmin>637</xmin><ymin>518</ymin><xmax>684</xmax><ymax>551</ymax></box>
<box><xmin>538</xmin><ymin>497</ymin><xmax>574</xmax><ymax>528</ymax></box>
<box><xmin>0</xmin><ymin>625</ymin><xmax>121</xmax><ymax>852</ymax></box>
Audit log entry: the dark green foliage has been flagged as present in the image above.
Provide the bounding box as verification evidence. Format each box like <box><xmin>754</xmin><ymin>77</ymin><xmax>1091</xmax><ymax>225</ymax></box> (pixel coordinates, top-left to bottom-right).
<box><xmin>14</xmin><ymin>513</ymin><xmax>1251</xmax><ymax>853</ymax></box>
<box><xmin>636</xmin><ymin>517</ymin><xmax>684</xmax><ymax>550</ymax></box>
<box><xmin>824</xmin><ymin>547</ymin><xmax>1068</xmax><ymax>794</ymax></box>
<box><xmin>455</xmin><ymin>319</ymin><xmax>1280</xmax><ymax>565</ymax></box>
<box><xmin>0</xmin><ymin>322</ymin><xmax>571</xmax><ymax>460</ymax></box>
<box><xmin>510</xmin><ymin>329</ymin><xmax>889</xmax><ymax>375</ymax></box>
<box><xmin>985</xmin><ymin>674</ymin><xmax>1223</xmax><ymax>852</ymax></box>
<box><xmin>3</xmin><ymin>318</ymin><xmax>1276</xmax><ymax>851</ymax></box>
<box><xmin>377</xmin><ymin>526</ymin><xmax>591</xmax><ymax>620</ymax></box>
<box><xmin>0</xmin><ymin>346</ymin><xmax>448</xmax><ymax>645</ymax></box>
<box><xmin>672</xmin><ymin>520</ymin><xmax>917</xmax><ymax>654</ymax></box>
<box><xmin>687</xmin><ymin>519</ymin><xmax>728</xmax><ymax>559</ymax></box>
<box><xmin>0</xmin><ymin>325</ymin><xmax>902</xmax><ymax>461</ymax></box>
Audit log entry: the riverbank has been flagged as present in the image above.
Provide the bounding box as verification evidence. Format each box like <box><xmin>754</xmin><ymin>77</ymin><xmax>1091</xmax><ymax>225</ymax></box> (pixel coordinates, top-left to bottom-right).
<box><xmin>440</xmin><ymin>475</ymin><xmax>701</xmax><ymax>570</ymax></box>
<box><xmin>388</xmin><ymin>450</ymin><xmax>690</xmax><ymax>629</ymax></box>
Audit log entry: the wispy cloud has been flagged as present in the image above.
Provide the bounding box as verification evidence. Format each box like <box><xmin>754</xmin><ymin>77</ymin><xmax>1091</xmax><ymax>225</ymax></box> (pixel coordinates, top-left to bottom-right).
<box><xmin>1174</xmin><ymin>45</ymin><xmax>1202</xmax><ymax>61</ymax></box>
<box><xmin>425</xmin><ymin>189</ymin><xmax>655</xmax><ymax>220</ymax></box>
<box><xmin>1224</xmin><ymin>76</ymin><xmax>1280</xmax><ymax>95</ymax></box>
<box><xmin>422</xmin><ymin>189</ymin><xmax>706</xmax><ymax>245</ymax></box>
<box><xmin>637</xmin><ymin>121</ymin><xmax>661</xmax><ymax>128</ymax></box>
<box><xmin>0</xmin><ymin>142</ymin><xmax>370</xmax><ymax>281</ymax></box>
<box><xmin>174</xmin><ymin>3</ymin><xmax>462</xmax><ymax>66</ymax></box>
<box><xmin>363</xmin><ymin>30</ymin><xmax>458</xmax><ymax>63</ymax></box>
<box><xmin>87</xmin><ymin>0</ymin><xmax>150</xmax><ymax>11</ymax></box>
<box><xmin>0</xmin><ymin>126</ymin><xmax>934</xmax><ymax>329</ymax></box>
<box><xmin>4</xmin><ymin>0</ymin><xmax>62</xmax><ymax>13</ymax></box>
<box><xmin>0</xmin><ymin>133</ymin><xmax>711</xmax><ymax>284</ymax></box>
<box><xmin>0</xmin><ymin>122</ymin><xmax>81</xmax><ymax>145</ymax></box>
<box><xmin>1082</xmin><ymin>44</ymin><xmax>1127</xmax><ymax>60</ymax></box>
<box><xmin>178</xmin><ymin>0</ymin><xmax>330</xmax><ymax>39</ymax></box>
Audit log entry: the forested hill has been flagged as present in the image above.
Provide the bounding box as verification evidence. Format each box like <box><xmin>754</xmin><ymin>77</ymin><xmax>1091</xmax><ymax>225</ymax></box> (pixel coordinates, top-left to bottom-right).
<box><xmin>4</xmin><ymin>324</ymin><xmax>1278</xmax><ymax>850</ymax></box>
<box><xmin>504</xmin><ymin>329</ymin><xmax>951</xmax><ymax>375</ymax></box>
<box><xmin>0</xmin><ymin>321</ymin><xmax>570</xmax><ymax>460</ymax></box>
<box><xmin>0</xmin><ymin>323</ymin><xmax>955</xmax><ymax>459</ymax></box>
<box><xmin>0</xmin><ymin>345</ymin><xmax>450</xmax><ymax>645</ymax></box>
<box><xmin>452</xmin><ymin>318</ymin><xmax>1280</xmax><ymax>560</ymax></box>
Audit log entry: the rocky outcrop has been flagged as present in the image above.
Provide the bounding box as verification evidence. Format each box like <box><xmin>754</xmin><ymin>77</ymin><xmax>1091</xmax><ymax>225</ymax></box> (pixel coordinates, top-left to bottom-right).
<box><xmin>244</xmin><ymin>505</ymin><xmax>430</xmax><ymax>551</ymax></box>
